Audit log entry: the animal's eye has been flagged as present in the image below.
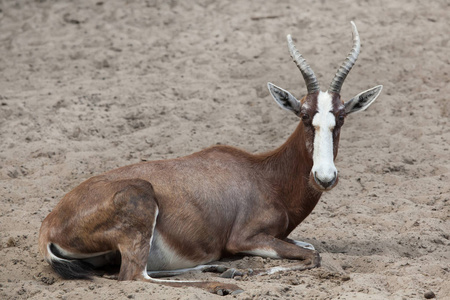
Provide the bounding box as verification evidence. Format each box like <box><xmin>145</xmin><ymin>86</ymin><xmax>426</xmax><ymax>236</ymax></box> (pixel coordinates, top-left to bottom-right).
<box><xmin>302</xmin><ymin>114</ymin><xmax>310</xmax><ymax>121</ymax></box>
<box><xmin>338</xmin><ymin>115</ymin><xmax>345</xmax><ymax>121</ymax></box>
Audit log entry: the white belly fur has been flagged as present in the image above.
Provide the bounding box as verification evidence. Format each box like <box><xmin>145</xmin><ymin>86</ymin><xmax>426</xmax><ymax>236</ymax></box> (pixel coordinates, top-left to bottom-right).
<box><xmin>147</xmin><ymin>229</ymin><xmax>200</xmax><ymax>271</ymax></box>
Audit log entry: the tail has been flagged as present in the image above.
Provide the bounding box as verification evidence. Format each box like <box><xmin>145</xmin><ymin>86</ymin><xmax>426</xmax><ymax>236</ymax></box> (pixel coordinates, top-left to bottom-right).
<box><xmin>45</xmin><ymin>243</ymin><xmax>94</xmax><ymax>280</ymax></box>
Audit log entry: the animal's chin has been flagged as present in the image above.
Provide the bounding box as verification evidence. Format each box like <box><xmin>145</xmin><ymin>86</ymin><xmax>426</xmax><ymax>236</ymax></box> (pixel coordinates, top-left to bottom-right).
<box><xmin>308</xmin><ymin>173</ymin><xmax>339</xmax><ymax>192</ymax></box>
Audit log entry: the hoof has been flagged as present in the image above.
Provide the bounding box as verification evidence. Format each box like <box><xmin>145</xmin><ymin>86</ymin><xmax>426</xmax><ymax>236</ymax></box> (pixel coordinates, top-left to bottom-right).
<box><xmin>220</xmin><ymin>268</ymin><xmax>244</xmax><ymax>279</ymax></box>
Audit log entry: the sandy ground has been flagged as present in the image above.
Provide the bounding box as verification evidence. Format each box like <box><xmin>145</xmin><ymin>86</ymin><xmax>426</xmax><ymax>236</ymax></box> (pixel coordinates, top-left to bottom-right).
<box><xmin>0</xmin><ymin>0</ymin><xmax>449</xmax><ymax>299</ymax></box>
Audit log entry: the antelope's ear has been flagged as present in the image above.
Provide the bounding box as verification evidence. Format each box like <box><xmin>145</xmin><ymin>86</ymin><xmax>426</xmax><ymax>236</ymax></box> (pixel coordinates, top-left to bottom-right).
<box><xmin>267</xmin><ymin>82</ymin><xmax>301</xmax><ymax>115</ymax></box>
<box><xmin>345</xmin><ymin>85</ymin><xmax>383</xmax><ymax>115</ymax></box>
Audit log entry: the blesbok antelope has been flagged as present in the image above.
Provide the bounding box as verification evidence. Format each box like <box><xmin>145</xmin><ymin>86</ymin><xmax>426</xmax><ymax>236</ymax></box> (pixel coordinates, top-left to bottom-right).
<box><xmin>39</xmin><ymin>21</ymin><xmax>382</xmax><ymax>294</ymax></box>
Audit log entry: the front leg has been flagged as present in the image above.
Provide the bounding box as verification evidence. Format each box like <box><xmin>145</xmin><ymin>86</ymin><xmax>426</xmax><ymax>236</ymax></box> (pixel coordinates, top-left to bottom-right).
<box><xmin>228</xmin><ymin>233</ymin><xmax>321</xmax><ymax>268</ymax></box>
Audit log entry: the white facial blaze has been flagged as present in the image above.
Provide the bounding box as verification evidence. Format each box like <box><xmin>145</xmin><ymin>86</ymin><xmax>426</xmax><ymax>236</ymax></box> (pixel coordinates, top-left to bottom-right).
<box><xmin>311</xmin><ymin>91</ymin><xmax>337</xmax><ymax>185</ymax></box>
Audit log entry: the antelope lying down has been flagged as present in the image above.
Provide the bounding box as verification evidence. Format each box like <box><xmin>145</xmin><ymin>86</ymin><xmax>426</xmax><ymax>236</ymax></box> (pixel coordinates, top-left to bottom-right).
<box><xmin>39</xmin><ymin>22</ymin><xmax>382</xmax><ymax>294</ymax></box>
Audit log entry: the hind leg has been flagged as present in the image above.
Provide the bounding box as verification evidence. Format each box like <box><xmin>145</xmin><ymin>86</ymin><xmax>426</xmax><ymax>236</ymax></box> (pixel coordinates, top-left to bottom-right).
<box><xmin>108</xmin><ymin>179</ymin><xmax>159</xmax><ymax>281</ymax></box>
<box><xmin>111</xmin><ymin>180</ymin><xmax>242</xmax><ymax>294</ymax></box>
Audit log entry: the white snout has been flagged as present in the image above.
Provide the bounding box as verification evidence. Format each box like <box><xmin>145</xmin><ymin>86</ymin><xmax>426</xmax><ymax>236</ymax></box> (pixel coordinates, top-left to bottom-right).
<box><xmin>311</xmin><ymin>124</ymin><xmax>338</xmax><ymax>190</ymax></box>
<box><xmin>312</xmin><ymin>165</ymin><xmax>337</xmax><ymax>190</ymax></box>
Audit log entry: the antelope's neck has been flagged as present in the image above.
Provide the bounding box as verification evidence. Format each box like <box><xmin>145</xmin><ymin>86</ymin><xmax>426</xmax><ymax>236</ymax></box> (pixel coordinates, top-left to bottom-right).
<box><xmin>257</xmin><ymin>122</ymin><xmax>322</xmax><ymax>232</ymax></box>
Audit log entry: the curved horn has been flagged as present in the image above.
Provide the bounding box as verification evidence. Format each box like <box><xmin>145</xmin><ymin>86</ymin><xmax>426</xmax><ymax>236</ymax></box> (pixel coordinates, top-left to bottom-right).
<box><xmin>287</xmin><ymin>34</ymin><xmax>320</xmax><ymax>94</ymax></box>
<box><xmin>329</xmin><ymin>21</ymin><xmax>361</xmax><ymax>94</ymax></box>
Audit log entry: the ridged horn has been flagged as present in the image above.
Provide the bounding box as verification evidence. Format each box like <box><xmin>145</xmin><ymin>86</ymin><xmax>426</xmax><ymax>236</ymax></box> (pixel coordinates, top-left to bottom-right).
<box><xmin>329</xmin><ymin>21</ymin><xmax>361</xmax><ymax>94</ymax></box>
<box><xmin>287</xmin><ymin>34</ymin><xmax>320</xmax><ymax>94</ymax></box>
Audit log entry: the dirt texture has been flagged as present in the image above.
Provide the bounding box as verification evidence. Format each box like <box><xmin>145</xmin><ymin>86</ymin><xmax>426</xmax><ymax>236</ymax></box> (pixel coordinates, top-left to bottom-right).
<box><xmin>0</xmin><ymin>0</ymin><xmax>449</xmax><ymax>299</ymax></box>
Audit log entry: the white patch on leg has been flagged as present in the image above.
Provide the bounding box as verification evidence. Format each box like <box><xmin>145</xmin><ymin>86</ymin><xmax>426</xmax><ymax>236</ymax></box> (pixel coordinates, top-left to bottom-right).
<box><xmin>148</xmin><ymin>206</ymin><xmax>159</xmax><ymax>255</ymax></box>
<box><xmin>147</xmin><ymin>206</ymin><xmax>197</xmax><ymax>270</ymax></box>
<box><xmin>311</xmin><ymin>91</ymin><xmax>337</xmax><ymax>184</ymax></box>
<box><xmin>143</xmin><ymin>207</ymin><xmax>206</xmax><ymax>284</ymax></box>
<box><xmin>147</xmin><ymin>264</ymin><xmax>221</xmax><ymax>278</ymax></box>
<box><xmin>50</xmin><ymin>244</ymin><xmax>112</xmax><ymax>259</ymax></box>
<box><xmin>147</xmin><ymin>206</ymin><xmax>199</xmax><ymax>271</ymax></box>
<box><xmin>147</xmin><ymin>208</ymin><xmax>209</xmax><ymax>271</ymax></box>
<box><xmin>290</xmin><ymin>239</ymin><xmax>315</xmax><ymax>250</ymax></box>
<box><xmin>143</xmin><ymin>267</ymin><xmax>192</xmax><ymax>283</ymax></box>
<box><xmin>147</xmin><ymin>231</ymin><xmax>201</xmax><ymax>271</ymax></box>
<box><xmin>242</xmin><ymin>248</ymin><xmax>280</xmax><ymax>259</ymax></box>
<box><xmin>47</xmin><ymin>243</ymin><xmax>114</xmax><ymax>267</ymax></box>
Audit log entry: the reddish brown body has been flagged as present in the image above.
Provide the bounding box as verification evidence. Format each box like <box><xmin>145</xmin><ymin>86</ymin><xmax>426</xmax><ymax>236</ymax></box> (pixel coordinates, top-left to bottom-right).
<box><xmin>39</xmin><ymin>22</ymin><xmax>382</xmax><ymax>294</ymax></box>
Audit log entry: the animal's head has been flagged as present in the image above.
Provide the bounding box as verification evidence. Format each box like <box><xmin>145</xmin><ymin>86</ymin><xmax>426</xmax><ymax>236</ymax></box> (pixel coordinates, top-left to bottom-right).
<box><xmin>268</xmin><ymin>21</ymin><xmax>382</xmax><ymax>192</ymax></box>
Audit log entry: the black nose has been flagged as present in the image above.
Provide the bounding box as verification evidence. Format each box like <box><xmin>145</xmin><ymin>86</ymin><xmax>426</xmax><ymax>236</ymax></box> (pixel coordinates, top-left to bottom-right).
<box><xmin>314</xmin><ymin>172</ymin><xmax>337</xmax><ymax>189</ymax></box>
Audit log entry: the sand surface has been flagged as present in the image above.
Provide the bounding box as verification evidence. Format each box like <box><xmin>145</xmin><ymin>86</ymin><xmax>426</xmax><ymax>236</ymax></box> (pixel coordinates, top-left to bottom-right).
<box><xmin>1</xmin><ymin>1</ymin><xmax>449</xmax><ymax>299</ymax></box>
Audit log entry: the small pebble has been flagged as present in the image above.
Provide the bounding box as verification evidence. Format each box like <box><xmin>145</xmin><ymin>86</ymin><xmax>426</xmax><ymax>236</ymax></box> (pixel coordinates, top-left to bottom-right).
<box><xmin>341</xmin><ymin>275</ymin><xmax>351</xmax><ymax>281</ymax></box>
<box><xmin>424</xmin><ymin>291</ymin><xmax>435</xmax><ymax>299</ymax></box>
